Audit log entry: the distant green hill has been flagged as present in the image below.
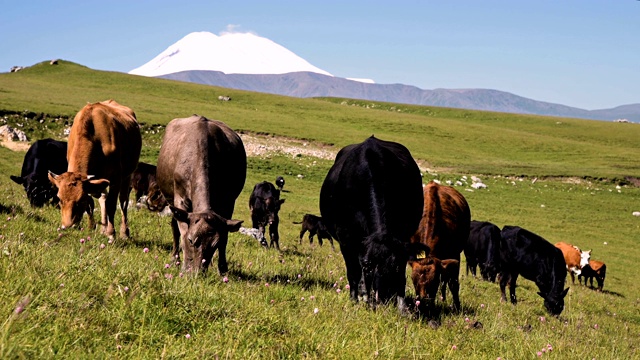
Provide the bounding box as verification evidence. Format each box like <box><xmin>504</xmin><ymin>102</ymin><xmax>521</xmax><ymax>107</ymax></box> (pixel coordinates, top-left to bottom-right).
<box><xmin>2</xmin><ymin>60</ymin><xmax>639</xmax><ymax>179</ymax></box>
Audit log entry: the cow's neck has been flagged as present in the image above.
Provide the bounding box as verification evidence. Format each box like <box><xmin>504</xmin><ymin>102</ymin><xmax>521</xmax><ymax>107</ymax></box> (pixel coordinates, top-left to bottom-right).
<box><xmin>67</xmin><ymin>139</ymin><xmax>96</xmax><ymax>174</ymax></box>
<box><xmin>188</xmin><ymin>156</ymin><xmax>214</xmax><ymax>213</ymax></box>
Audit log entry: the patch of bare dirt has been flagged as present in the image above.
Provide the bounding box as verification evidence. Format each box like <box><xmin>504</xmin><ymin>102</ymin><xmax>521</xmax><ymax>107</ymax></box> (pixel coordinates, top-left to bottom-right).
<box><xmin>239</xmin><ymin>133</ymin><xmax>337</xmax><ymax>160</ymax></box>
<box><xmin>0</xmin><ymin>140</ymin><xmax>30</xmax><ymax>151</ymax></box>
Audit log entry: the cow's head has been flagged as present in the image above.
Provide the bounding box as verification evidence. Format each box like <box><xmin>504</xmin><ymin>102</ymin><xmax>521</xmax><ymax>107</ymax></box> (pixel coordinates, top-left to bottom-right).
<box><xmin>251</xmin><ymin>196</ymin><xmax>285</xmax><ymax>226</ymax></box>
<box><xmin>145</xmin><ymin>182</ymin><xmax>168</xmax><ymax>212</ymax></box>
<box><xmin>409</xmin><ymin>253</ymin><xmax>460</xmax><ymax>303</ymax></box>
<box><xmin>481</xmin><ymin>261</ymin><xmax>500</xmax><ymax>283</ymax></box>
<box><xmin>579</xmin><ymin>249</ymin><xmax>591</xmax><ymax>269</ymax></box>
<box><xmin>48</xmin><ymin>171</ymin><xmax>108</xmax><ymax>228</ymax></box>
<box><xmin>539</xmin><ymin>287</ymin><xmax>569</xmax><ymax>316</ymax></box>
<box><xmin>170</xmin><ymin>205</ymin><xmax>242</xmax><ymax>272</ymax></box>
<box><xmin>361</xmin><ymin>236</ymin><xmax>429</xmax><ymax>305</ymax></box>
<box><xmin>11</xmin><ymin>173</ymin><xmax>58</xmax><ymax>207</ymax></box>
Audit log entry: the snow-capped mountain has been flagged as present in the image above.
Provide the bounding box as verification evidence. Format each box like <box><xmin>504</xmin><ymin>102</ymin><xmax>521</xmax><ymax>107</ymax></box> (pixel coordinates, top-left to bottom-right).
<box><xmin>129</xmin><ymin>31</ymin><xmax>333</xmax><ymax>77</ymax></box>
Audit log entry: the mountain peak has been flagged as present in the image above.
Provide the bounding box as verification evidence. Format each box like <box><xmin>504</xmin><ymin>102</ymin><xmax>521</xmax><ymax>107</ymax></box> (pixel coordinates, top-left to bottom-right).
<box><xmin>129</xmin><ymin>31</ymin><xmax>333</xmax><ymax>77</ymax></box>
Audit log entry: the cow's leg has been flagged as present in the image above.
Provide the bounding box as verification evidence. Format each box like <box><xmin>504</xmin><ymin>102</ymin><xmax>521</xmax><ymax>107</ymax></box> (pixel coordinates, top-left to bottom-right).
<box><xmin>569</xmin><ymin>270</ymin><xmax>576</xmax><ymax>284</ymax></box>
<box><xmin>299</xmin><ymin>228</ymin><xmax>306</xmax><ymax>244</ymax></box>
<box><xmin>328</xmin><ymin>237</ymin><xmax>335</xmax><ymax>251</ymax></box>
<box><xmin>85</xmin><ymin>196</ymin><xmax>96</xmax><ymax>229</ymax></box>
<box><xmin>217</xmin><ymin>234</ymin><xmax>229</xmax><ymax>275</ymax></box>
<box><xmin>317</xmin><ymin>234</ymin><xmax>324</xmax><ymax>247</ymax></box>
<box><xmin>449</xmin><ymin>276</ymin><xmax>461</xmax><ymax>311</ymax></box>
<box><xmin>341</xmin><ymin>245</ymin><xmax>362</xmax><ymax>302</ymax></box>
<box><xmin>103</xmin><ymin>182</ymin><xmax>121</xmax><ymax>240</ymax></box>
<box><xmin>508</xmin><ymin>273</ymin><xmax>519</xmax><ymax>304</ymax></box>
<box><xmin>170</xmin><ymin>217</ymin><xmax>181</xmax><ymax>260</ymax></box>
<box><xmin>308</xmin><ymin>229</ymin><xmax>316</xmax><ymax>245</ymax></box>
<box><xmin>118</xmin><ymin>177</ymin><xmax>133</xmax><ymax>239</ymax></box>
<box><xmin>98</xmin><ymin>193</ymin><xmax>108</xmax><ymax>235</ymax></box>
<box><xmin>499</xmin><ymin>272</ymin><xmax>509</xmax><ymax>302</ymax></box>
<box><xmin>269</xmin><ymin>221</ymin><xmax>280</xmax><ymax>250</ymax></box>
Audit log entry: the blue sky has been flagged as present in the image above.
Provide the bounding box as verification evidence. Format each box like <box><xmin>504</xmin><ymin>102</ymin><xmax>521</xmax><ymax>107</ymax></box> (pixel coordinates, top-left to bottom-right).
<box><xmin>2</xmin><ymin>1</ymin><xmax>638</xmax><ymax>110</ymax></box>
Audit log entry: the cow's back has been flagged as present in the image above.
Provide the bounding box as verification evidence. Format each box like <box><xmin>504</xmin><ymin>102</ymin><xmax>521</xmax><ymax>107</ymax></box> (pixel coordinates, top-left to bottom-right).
<box><xmin>157</xmin><ymin>115</ymin><xmax>246</xmax><ymax>217</ymax></box>
<box><xmin>554</xmin><ymin>242</ymin><xmax>580</xmax><ymax>267</ymax></box>
<box><xmin>67</xmin><ymin>100</ymin><xmax>141</xmax><ymax>177</ymax></box>
<box><xmin>20</xmin><ymin>138</ymin><xmax>68</xmax><ymax>177</ymax></box>
<box><xmin>413</xmin><ymin>182</ymin><xmax>470</xmax><ymax>260</ymax></box>
<box><xmin>501</xmin><ymin>226</ymin><xmax>566</xmax><ymax>282</ymax></box>
<box><xmin>320</xmin><ymin>136</ymin><xmax>423</xmax><ymax>244</ymax></box>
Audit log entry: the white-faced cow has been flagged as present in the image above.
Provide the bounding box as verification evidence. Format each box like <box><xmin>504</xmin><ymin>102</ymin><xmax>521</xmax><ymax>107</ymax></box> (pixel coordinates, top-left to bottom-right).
<box><xmin>500</xmin><ymin>226</ymin><xmax>569</xmax><ymax>316</ymax></box>
<box><xmin>249</xmin><ymin>181</ymin><xmax>285</xmax><ymax>250</ymax></box>
<box><xmin>48</xmin><ymin>100</ymin><xmax>141</xmax><ymax>240</ymax></box>
<box><xmin>409</xmin><ymin>181</ymin><xmax>470</xmax><ymax>313</ymax></box>
<box><xmin>156</xmin><ymin>115</ymin><xmax>246</xmax><ymax>274</ymax></box>
<box><xmin>464</xmin><ymin>220</ymin><xmax>502</xmax><ymax>282</ymax></box>
<box><xmin>555</xmin><ymin>242</ymin><xmax>591</xmax><ymax>284</ymax></box>
<box><xmin>320</xmin><ymin>136</ymin><xmax>426</xmax><ymax>313</ymax></box>
<box><xmin>10</xmin><ymin>138</ymin><xmax>68</xmax><ymax>207</ymax></box>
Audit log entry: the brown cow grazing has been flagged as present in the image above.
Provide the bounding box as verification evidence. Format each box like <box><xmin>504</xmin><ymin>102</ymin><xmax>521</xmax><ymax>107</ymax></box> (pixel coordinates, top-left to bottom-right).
<box><xmin>555</xmin><ymin>242</ymin><xmax>591</xmax><ymax>284</ymax></box>
<box><xmin>579</xmin><ymin>260</ymin><xmax>606</xmax><ymax>291</ymax></box>
<box><xmin>409</xmin><ymin>181</ymin><xmax>471</xmax><ymax>312</ymax></box>
<box><xmin>156</xmin><ymin>115</ymin><xmax>246</xmax><ymax>274</ymax></box>
<box><xmin>48</xmin><ymin>100</ymin><xmax>141</xmax><ymax>240</ymax></box>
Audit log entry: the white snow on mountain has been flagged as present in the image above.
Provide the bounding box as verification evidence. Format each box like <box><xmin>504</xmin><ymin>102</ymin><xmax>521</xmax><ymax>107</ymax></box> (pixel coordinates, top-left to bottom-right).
<box><xmin>347</xmin><ymin>78</ymin><xmax>376</xmax><ymax>84</ymax></box>
<box><xmin>129</xmin><ymin>31</ymin><xmax>333</xmax><ymax>77</ymax></box>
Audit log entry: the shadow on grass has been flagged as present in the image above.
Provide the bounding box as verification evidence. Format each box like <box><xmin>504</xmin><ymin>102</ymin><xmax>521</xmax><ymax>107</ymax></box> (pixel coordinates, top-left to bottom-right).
<box><xmin>0</xmin><ymin>203</ymin><xmax>21</xmax><ymax>215</ymax></box>
<box><xmin>226</xmin><ymin>266</ymin><xmax>336</xmax><ymax>290</ymax></box>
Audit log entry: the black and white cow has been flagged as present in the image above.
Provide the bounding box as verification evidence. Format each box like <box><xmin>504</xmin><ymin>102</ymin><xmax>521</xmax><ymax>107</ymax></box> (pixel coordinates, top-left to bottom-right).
<box><xmin>464</xmin><ymin>220</ymin><xmax>502</xmax><ymax>282</ymax></box>
<box><xmin>249</xmin><ymin>181</ymin><xmax>285</xmax><ymax>250</ymax></box>
<box><xmin>275</xmin><ymin>176</ymin><xmax>285</xmax><ymax>192</ymax></box>
<box><xmin>10</xmin><ymin>138</ymin><xmax>68</xmax><ymax>207</ymax></box>
<box><xmin>320</xmin><ymin>136</ymin><xmax>426</xmax><ymax>313</ymax></box>
<box><xmin>499</xmin><ymin>226</ymin><xmax>569</xmax><ymax>315</ymax></box>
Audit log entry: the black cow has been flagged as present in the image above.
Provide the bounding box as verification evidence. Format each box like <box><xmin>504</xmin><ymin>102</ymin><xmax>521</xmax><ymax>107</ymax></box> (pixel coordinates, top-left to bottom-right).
<box><xmin>249</xmin><ymin>181</ymin><xmax>285</xmax><ymax>250</ymax></box>
<box><xmin>131</xmin><ymin>162</ymin><xmax>167</xmax><ymax>211</ymax></box>
<box><xmin>499</xmin><ymin>226</ymin><xmax>569</xmax><ymax>316</ymax></box>
<box><xmin>464</xmin><ymin>220</ymin><xmax>501</xmax><ymax>282</ymax></box>
<box><xmin>320</xmin><ymin>136</ymin><xmax>425</xmax><ymax>313</ymax></box>
<box><xmin>157</xmin><ymin>115</ymin><xmax>246</xmax><ymax>273</ymax></box>
<box><xmin>275</xmin><ymin>176</ymin><xmax>285</xmax><ymax>192</ymax></box>
<box><xmin>10</xmin><ymin>138</ymin><xmax>68</xmax><ymax>207</ymax></box>
<box><xmin>293</xmin><ymin>214</ymin><xmax>334</xmax><ymax>250</ymax></box>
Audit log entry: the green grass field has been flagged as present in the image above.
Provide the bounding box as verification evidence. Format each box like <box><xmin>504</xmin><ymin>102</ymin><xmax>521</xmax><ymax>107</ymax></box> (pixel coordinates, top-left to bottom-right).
<box><xmin>0</xmin><ymin>61</ymin><xmax>639</xmax><ymax>359</ymax></box>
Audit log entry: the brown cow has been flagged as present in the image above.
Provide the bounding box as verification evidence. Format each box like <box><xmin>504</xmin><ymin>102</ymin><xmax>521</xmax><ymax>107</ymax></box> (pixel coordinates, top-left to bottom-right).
<box><xmin>555</xmin><ymin>242</ymin><xmax>591</xmax><ymax>284</ymax></box>
<box><xmin>578</xmin><ymin>259</ymin><xmax>606</xmax><ymax>291</ymax></box>
<box><xmin>48</xmin><ymin>100</ymin><xmax>141</xmax><ymax>240</ymax></box>
<box><xmin>156</xmin><ymin>115</ymin><xmax>246</xmax><ymax>274</ymax></box>
<box><xmin>408</xmin><ymin>181</ymin><xmax>470</xmax><ymax>312</ymax></box>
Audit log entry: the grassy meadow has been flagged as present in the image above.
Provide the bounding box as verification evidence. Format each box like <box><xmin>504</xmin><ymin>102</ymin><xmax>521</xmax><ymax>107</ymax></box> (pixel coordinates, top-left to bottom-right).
<box><xmin>0</xmin><ymin>61</ymin><xmax>639</xmax><ymax>359</ymax></box>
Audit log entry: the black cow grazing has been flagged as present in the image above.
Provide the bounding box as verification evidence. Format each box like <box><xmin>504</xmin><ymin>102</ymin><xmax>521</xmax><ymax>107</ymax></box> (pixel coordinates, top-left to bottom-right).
<box><xmin>320</xmin><ymin>136</ymin><xmax>425</xmax><ymax>313</ymax></box>
<box><xmin>293</xmin><ymin>214</ymin><xmax>334</xmax><ymax>250</ymax></box>
<box><xmin>249</xmin><ymin>181</ymin><xmax>285</xmax><ymax>250</ymax></box>
<box><xmin>499</xmin><ymin>226</ymin><xmax>569</xmax><ymax>316</ymax></box>
<box><xmin>275</xmin><ymin>176</ymin><xmax>285</xmax><ymax>192</ymax></box>
<box><xmin>130</xmin><ymin>162</ymin><xmax>167</xmax><ymax>211</ymax></box>
<box><xmin>157</xmin><ymin>115</ymin><xmax>246</xmax><ymax>274</ymax></box>
<box><xmin>464</xmin><ymin>220</ymin><xmax>502</xmax><ymax>282</ymax></box>
<box><xmin>10</xmin><ymin>138</ymin><xmax>68</xmax><ymax>207</ymax></box>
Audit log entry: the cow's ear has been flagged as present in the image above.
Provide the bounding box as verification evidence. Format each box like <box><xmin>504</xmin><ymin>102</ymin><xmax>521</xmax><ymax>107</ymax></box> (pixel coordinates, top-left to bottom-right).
<box><xmin>170</xmin><ymin>205</ymin><xmax>189</xmax><ymax>223</ymax></box>
<box><xmin>406</xmin><ymin>242</ymin><xmax>430</xmax><ymax>261</ymax></box>
<box><xmin>84</xmin><ymin>178</ymin><xmax>110</xmax><ymax>194</ymax></box>
<box><xmin>561</xmin><ymin>287</ymin><xmax>569</xmax><ymax>298</ymax></box>
<box><xmin>10</xmin><ymin>175</ymin><xmax>24</xmax><ymax>185</ymax></box>
<box><xmin>48</xmin><ymin>171</ymin><xmax>60</xmax><ymax>186</ymax></box>
<box><xmin>226</xmin><ymin>219</ymin><xmax>243</xmax><ymax>232</ymax></box>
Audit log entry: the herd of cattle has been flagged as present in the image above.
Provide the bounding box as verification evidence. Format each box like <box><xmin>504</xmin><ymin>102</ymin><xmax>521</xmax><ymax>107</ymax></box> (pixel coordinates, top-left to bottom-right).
<box><xmin>9</xmin><ymin>100</ymin><xmax>608</xmax><ymax>318</ymax></box>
